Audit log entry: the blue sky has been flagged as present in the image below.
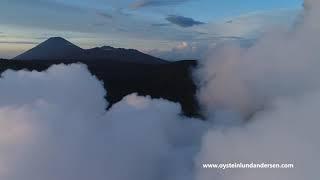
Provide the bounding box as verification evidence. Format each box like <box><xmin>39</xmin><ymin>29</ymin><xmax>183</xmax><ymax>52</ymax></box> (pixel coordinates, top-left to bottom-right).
<box><xmin>0</xmin><ymin>0</ymin><xmax>303</xmax><ymax>59</ymax></box>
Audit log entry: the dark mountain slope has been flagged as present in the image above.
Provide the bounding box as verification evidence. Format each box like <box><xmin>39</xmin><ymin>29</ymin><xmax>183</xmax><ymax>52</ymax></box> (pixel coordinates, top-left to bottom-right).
<box><xmin>0</xmin><ymin>59</ymin><xmax>202</xmax><ymax>118</ymax></box>
<box><xmin>81</xmin><ymin>46</ymin><xmax>166</xmax><ymax>64</ymax></box>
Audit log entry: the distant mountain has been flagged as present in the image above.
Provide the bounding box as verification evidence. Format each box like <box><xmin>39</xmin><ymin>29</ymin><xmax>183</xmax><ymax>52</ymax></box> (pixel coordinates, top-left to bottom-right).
<box><xmin>13</xmin><ymin>37</ymin><xmax>84</xmax><ymax>61</ymax></box>
<box><xmin>82</xmin><ymin>46</ymin><xmax>166</xmax><ymax>64</ymax></box>
<box><xmin>13</xmin><ymin>37</ymin><xmax>167</xmax><ymax>64</ymax></box>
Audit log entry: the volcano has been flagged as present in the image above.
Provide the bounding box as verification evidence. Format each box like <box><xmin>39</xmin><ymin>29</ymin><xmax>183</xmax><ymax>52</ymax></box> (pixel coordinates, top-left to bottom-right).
<box><xmin>13</xmin><ymin>37</ymin><xmax>84</xmax><ymax>61</ymax></box>
<box><xmin>13</xmin><ymin>37</ymin><xmax>167</xmax><ymax>64</ymax></box>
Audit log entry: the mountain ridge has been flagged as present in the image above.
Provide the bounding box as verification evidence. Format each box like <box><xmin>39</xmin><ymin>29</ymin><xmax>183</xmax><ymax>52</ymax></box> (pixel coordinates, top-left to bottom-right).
<box><xmin>13</xmin><ymin>37</ymin><xmax>168</xmax><ymax>64</ymax></box>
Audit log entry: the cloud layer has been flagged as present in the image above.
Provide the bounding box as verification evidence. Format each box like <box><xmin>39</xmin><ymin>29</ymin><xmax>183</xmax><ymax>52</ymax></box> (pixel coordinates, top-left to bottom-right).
<box><xmin>193</xmin><ymin>1</ymin><xmax>320</xmax><ymax>178</ymax></box>
<box><xmin>0</xmin><ymin>63</ymin><xmax>208</xmax><ymax>180</ymax></box>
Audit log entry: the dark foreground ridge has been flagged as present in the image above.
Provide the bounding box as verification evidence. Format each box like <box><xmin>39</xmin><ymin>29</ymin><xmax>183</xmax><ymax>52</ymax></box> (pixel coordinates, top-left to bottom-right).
<box><xmin>0</xmin><ymin>59</ymin><xmax>202</xmax><ymax>118</ymax></box>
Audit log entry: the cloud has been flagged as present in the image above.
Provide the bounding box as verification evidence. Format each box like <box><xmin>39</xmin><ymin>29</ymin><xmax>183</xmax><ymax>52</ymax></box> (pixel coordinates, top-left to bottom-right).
<box><xmin>0</xmin><ymin>63</ymin><xmax>208</xmax><ymax>180</ymax></box>
<box><xmin>151</xmin><ymin>23</ymin><xmax>171</xmax><ymax>27</ymax></box>
<box><xmin>96</xmin><ymin>11</ymin><xmax>113</xmax><ymax>19</ymax></box>
<box><xmin>130</xmin><ymin>0</ymin><xmax>189</xmax><ymax>9</ymax></box>
<box><xmin>16</xmin><ymin>0</ymin><xmax>86</xmax><ymax>12</ymax></box>
<box><xmin>0</xmin><ymin>41</ymin><xmax>37</xmax><ymax>45</ymax></box>
<box><xmin>147</xmin><ymin>9</ymin><xmax>297</xmax><ymax>61</ymax></box>
<box><xmin>196</xmin><ymin>7</ymin><xmax>320</xmax><ymax>118</ymax></box>
<box><xmin>193</xmin><ymin>1</ymin><xmax>320</xmax><ymax>179</ymax></box>
<box><xmin>195</xmin><ymin>9</ymin><xmax>299</xmax><ymax>40</ymax></box>
<box><xmin>166</xmin><ymin>15</ymin><xmax>205</xmax><ymax>27</ymax></box>
<box><xmin>0</xmin><ymin>32</ymin><xmax>8</xmax><ymax>38</ymax></box>
<box><xmin>148</xmin><ymin>41</ymin><xmax>211</xmax><ymax>60</ymax></box>
<box><xmin>147</xmin><ymin>37</ymin><xmax>252</xmax><ymax>61</ymax></box>
<box><xmin>195</xmin><ymin>91</ymin><xmax>320</xmax><ymax>180</ymax></box>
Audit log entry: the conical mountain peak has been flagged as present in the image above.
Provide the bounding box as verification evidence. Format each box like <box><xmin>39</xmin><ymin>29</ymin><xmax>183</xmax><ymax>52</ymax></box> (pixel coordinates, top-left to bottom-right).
<box><xmin>13</xmin><ymin>37</ymin><xmax>84</xmax><ymax>60</ymax></box>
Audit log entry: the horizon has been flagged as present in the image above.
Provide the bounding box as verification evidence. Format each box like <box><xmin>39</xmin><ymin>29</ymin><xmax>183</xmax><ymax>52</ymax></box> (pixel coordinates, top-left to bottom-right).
<box><xmin>4</xmin><ymin>36</ymin><xmax>157</xmax><ymax>60</ymax></box>
<box><xmin>0</xmin><ymin>0</ymin><xmax>302</xmax><ymax>59</ymax></box>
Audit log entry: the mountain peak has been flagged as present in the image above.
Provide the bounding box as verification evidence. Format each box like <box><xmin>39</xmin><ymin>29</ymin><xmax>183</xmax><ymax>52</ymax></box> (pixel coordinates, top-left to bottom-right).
<box><xmin>13</xmin><ymin>37</ymin><xmax>84</xmax><ymax>60</ymax></box>
<box><xmin>41</xmin><ymin>37</ymin><xmax>77</xmax><ymax>46</ymax></box>
<box><xmin>100</xmin><ymin>46</ymin><xmax>115</xmax><ymax>51</ymax></box>
<box><xmin>47</xmin><ymin>36</ymin><xmax>66</xmax><ymax>41</ymax></box>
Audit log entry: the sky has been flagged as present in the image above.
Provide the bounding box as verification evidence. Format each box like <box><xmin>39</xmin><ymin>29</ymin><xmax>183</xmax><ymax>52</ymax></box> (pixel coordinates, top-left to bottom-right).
<box><xmin>0</xmin><ymin>0</ymin><xmax>303</xmax><ymax>59</ymax></box>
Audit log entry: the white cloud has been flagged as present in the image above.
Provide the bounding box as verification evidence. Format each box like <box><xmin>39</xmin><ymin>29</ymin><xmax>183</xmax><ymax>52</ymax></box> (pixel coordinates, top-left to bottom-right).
<box><xmin>193</xmin><ymin>1</ymin><xmax>320</xmax><ymax>179</ymax></box>
<box><xmin>195</xmin><ymin>91</ymin><xmax>320</xmax><ymax>180</ymax></box>
<box><xmin>0</xmin><ymin>63</ymin><xmax>208</xmax><ymax>180</ymax></box>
